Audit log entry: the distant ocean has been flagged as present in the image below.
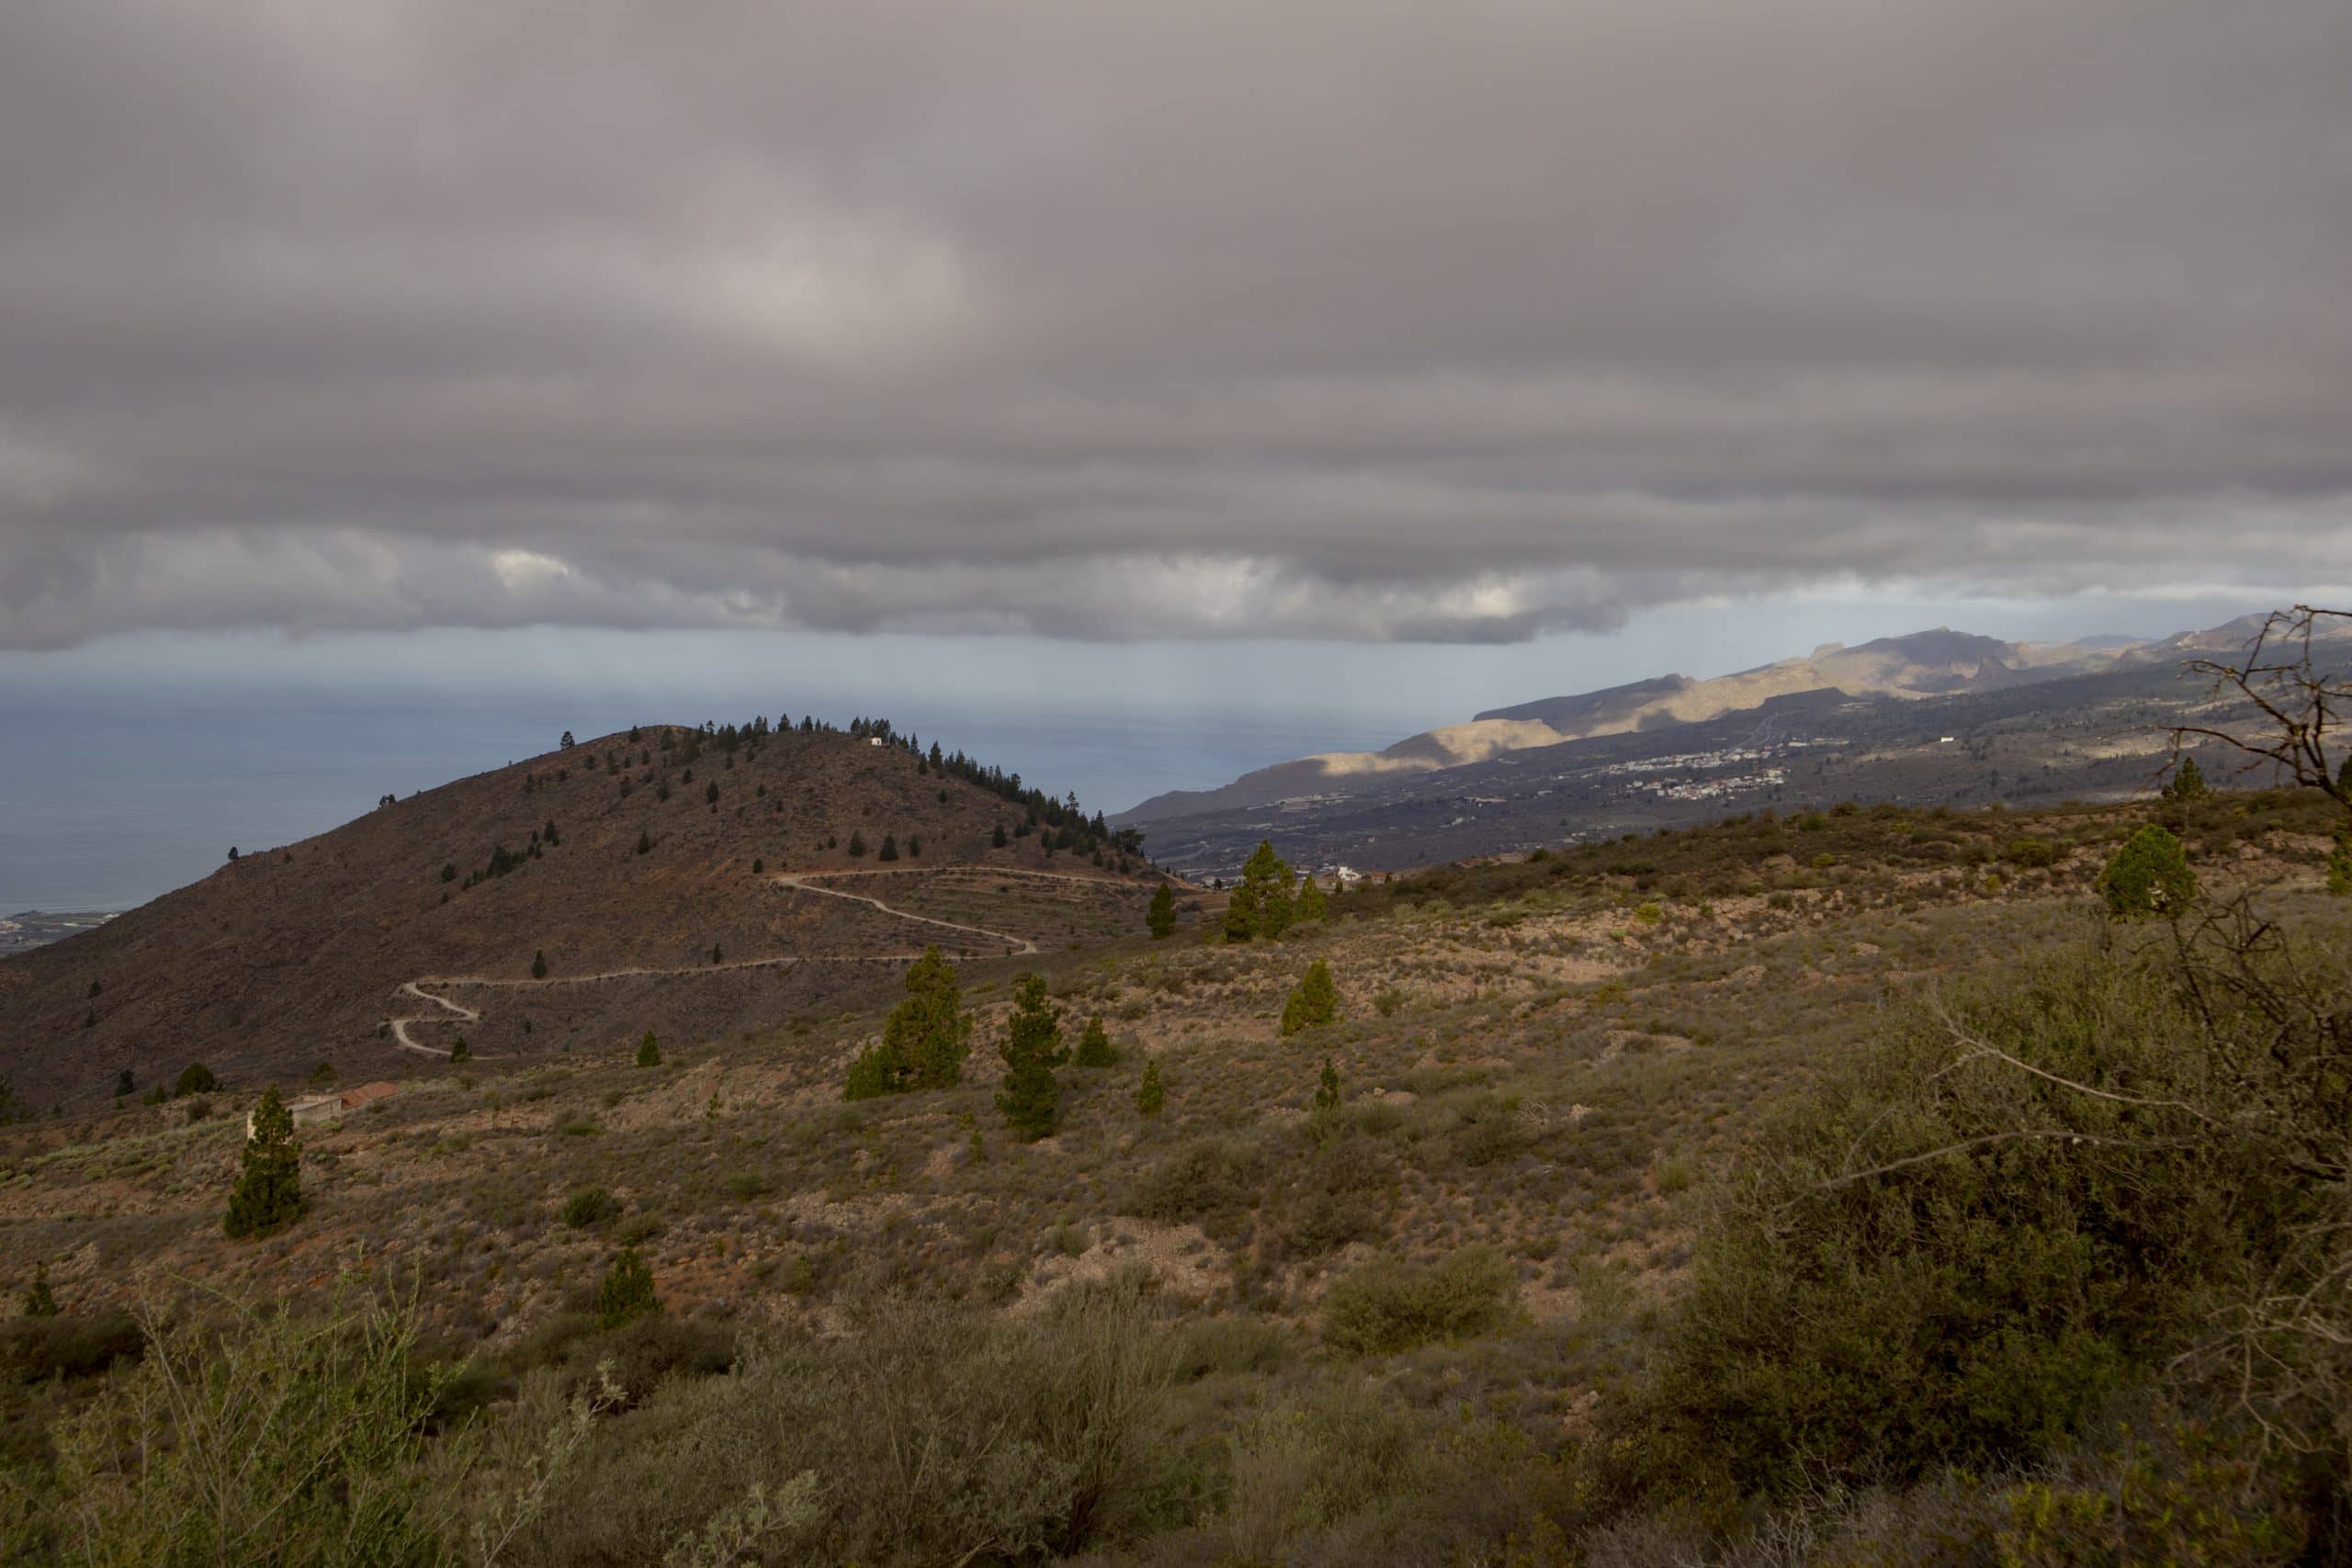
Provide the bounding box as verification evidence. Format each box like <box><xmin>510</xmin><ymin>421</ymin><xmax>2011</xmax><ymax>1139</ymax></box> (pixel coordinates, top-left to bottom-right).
<box><xmin>0</xmin><ymin>696</ymin><xmax>1408</xmax><ymax>913</ymax></box>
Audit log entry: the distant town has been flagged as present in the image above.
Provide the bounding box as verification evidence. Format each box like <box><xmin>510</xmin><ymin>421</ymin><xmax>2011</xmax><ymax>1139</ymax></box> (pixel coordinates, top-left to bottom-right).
<box><xmin>0</xmin><ymin>910</ymin><xmax>118</xmax><ymax>956</ymax></box>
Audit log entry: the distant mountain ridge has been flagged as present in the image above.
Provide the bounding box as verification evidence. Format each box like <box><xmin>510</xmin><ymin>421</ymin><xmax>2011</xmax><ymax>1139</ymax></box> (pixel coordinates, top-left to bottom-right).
<box><xmin>1115</xmin><ymin>615</ymin><xmax>2278</xmax><ymax>826</ymax></box>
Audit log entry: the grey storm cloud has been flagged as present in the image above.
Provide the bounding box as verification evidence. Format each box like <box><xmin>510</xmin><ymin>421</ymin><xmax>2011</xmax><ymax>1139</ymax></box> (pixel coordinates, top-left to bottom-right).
<box><xmin>2</xmin><ymin>0</ymin><xmax>2349</xmax><ymax>648</ymax></box>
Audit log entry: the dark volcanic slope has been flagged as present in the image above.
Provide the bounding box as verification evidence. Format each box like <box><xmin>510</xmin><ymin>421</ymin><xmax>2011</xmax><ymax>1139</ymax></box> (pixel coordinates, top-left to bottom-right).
<box><xmin>0</xmin><ymin>727</ymin><xmax>1159</xmax><ymax>1110</ymax></box>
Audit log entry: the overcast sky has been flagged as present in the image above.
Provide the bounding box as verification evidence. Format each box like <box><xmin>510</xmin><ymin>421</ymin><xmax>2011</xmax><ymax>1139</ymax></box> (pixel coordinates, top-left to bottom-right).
<box><xmin>3</xmin><ymin>1</ymin><xmax>2347</xmax><ymax>671</ymax></box>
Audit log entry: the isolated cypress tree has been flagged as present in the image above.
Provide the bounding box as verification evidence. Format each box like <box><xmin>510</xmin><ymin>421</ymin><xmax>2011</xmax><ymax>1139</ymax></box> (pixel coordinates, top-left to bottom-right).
<box><xmin>531</xmin><ymin>949</ymin><xmax>548</xmax><ymax>979</ymax></box>
<box><xmin>636</xmin><ymin>1031</ymin><xmax>662</xmax><ymax>1068</ymax></box>
<box><xmin>1148</xmin><ymin>883</ymin><xmax>1177</xmax><ymax>940</ymax></box>
<box><xmin>595</xmin><ymin>1247</ymin><xmax>660</xmax><ymax>1329</ymax></box>
<box><xmin>997</xmin><ymin>973</ymin><xmax>1066</xmax><ymax>1141</ymax></box>
<box><xmin>224</xmin><ymin>1086</ymin><xmax>303</xmax><ymax>1238</ymax></box>
<box><xmin>879</xmin><ymin>834</ymin><xmax>899</xmax><ymax>862</ymax></box>
<box><xmin>2098</xmin><ymin>824</ymin><xmax>2196</xmax><ymax>920</ymax></box>
<box><xmin>1280</xmin><ymin>960</ymin><xmax>1340</xmax><ymax>1036</ymax></box>
<box><xmin>1075</xmin><ymin>1012</ymin><xmax>1116</xmax><ymax>1067</ymax></box>
<box><xmin>1136</xmin><ymin>1057</ymin><xmax>1166</xmax><ymax>1117</ymax></box>
<box><xmin>1314</xmin><ymin>1055</ymin><xmax>1342</xmax><ymax>1111</ymax></box>
<box><xmin>848</xmin><ymin>830</ymin><xmax>867</xmax><ymax>858</ymax></box>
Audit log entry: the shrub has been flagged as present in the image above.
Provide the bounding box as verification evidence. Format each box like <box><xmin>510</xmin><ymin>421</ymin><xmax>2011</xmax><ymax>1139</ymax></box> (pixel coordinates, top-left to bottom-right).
<box><xmin>173</xmin><ymin>1062</ymin><xmax>218</xmax><ymax>1098</ymax></box>
<box><xmin>1136</xmin><ymin>1058</ymin><xmax>1166</xmax><ymax>1117</ymax></box>
<box><xmin>519</xmin><ymin>1280</ymin><xmax>1175</xmax><ymax>1566</ymax></box>
<box><xmin>1125</xmin><ymin>1138</ymin><xmax>1259</xmax><ymax>1226</ymax></box>
<box><xmin>44</xmin><ymin>1286</ymin><xmax>456</xmax><ymax>1564</ymax></box>
<box><xmin>2004</xmin><ymin>835</ymin><xmax>2061</xmax><ymax>868</ymax></box>
<box><xmin>1628</xmin><ymin>940</ymin><xmax>2343</xmax><ymax>1500</ymax></box>
<box><xmin>1321</xmin><ymin>1247</ymin><xmax>1518</xmax><ymax>1354</ymax></box>
<box><xmin>561</xmin><ymin>1186</ymin><xmax>618</xmax><ymax>1228</ymax></box>
<box><xmin>2098</xmin><ymin>824</ymin><xmax>2195</xmax><ymax>919</ymax></box>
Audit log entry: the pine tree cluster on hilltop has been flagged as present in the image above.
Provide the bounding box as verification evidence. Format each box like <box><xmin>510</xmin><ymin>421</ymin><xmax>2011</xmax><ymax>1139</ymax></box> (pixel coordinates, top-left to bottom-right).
<box><xmin>560</xmin><ymin>711</ymin><xmax>1148</xmax><ymax>870</ymax></box>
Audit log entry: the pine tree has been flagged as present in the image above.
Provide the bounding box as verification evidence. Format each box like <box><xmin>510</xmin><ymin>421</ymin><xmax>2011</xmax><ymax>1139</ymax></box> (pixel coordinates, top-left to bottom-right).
<box><xmin>636</xmin><ymin>829</ymin><xmax>653</xmax><ymax>855</ymax></box>
<box><xmin>711</xmin><ymin>942</ymin><xmax>724</xmax><ymax>964</ymax></box>
<box><xmin>1075</xmin><ymin>1012</ymin><xmax>1116</xmax><ymax>1067</ymax></box>
<box><xmin>450</xmin><ymin>1037</ymin><xmax>470</xmax><ymax>1064</ymax></box>
<box><xmin>879</xmin><ymin>834</ymin><xmax>899</xmax><ymax>862</ymax></box>
<box><xmin>2163</xmin><ymin>755</ymin><xmax>2211</xmax><ymax>802</ymax></box>
<box><xmin>1314</xmin><ymin>1055</ymin><xmax>1342</xmax><ymax>1111</ymax></box>
<box><xmin>848</xmin><ymin>830</ymin><xmax>867</xmax><ymax>858</ymax></box>
<box><xmin>2098</xmin><ymin>824</ymin><xmax>2196</xmax><ymax>920</ymax></box>
<box><xmin>114</xmin><ymin>1069</ymin><xmax>133</xmax><ymax>1098</ymax></box>
<box><xmin>706</xmin><ymin>780</ymin><xmax>720</xmax><ymax>805</ymax></box>
<box><xmin>1136</xmin><ymin>1057</ymin><xmax>1166</xmax><ymax>1117</ymax></box>
<box><xmin>595</xmin><ymin>1247</ymin><xmax>660</xmax><ymax>1329</ymax></box>
<box><xmin>22</xmin><ymin>1263</ymin><xmax>58</xmax><ymax>1318</ymax></box>
<box><xmin>637</xmin><ymin>1031</ymin><xmax>662</xmax><ymax>1068</ymax></box>
<box><xmin>174</xmin><ymin>1062</ymin><xmax>218</xmax><ymax>1098</ymax></box>
<box><xmin>992</xmin><ymin>823</ymin><xmax>1009</xmax><ymax>849</ymax></box>
<box><xmin>1225</xmin><ymin>840</ymin><xmax>1294</xmax><ymax>942</ymax></box>
<box><xmin>852</xmin><ymin>947</ymin><xmax>974</xmax><ymax>1096</ymax></box>
<box><xmin>531</xmin><ymin>949</ymin><xmax>548</xmax><ymax>979</ymax></box>
<box><xmin>1223</xmin><ymin>884</ymin><xmax>1259</xmax><ymax>942</ymax></box>
<box><xmin>996</xmin><ymin>973</ymin><xmax>1065</xmax><ymax>1140</ymax></box>
<box><xmin>1281</xmin><ymin>960</ymin><xmax>1340</xmax><ymax>1036</ymax></box>
<box><xmin>1148</xmin><ymin>883</ymin><xmax>1177</xmax><ymax>940</ymax></box>
<box><xmin>560</xmin><ymin>730</ymin><xmax>576</xmax><ymax>750</ymax></box>
<box><xmin>225</xmin><ymin>1086</ymin><xmax>303</xmax><ymax>1238</ymax></box>
<box><xmin>1295</xmin><ymin>873</ymin><xmax>1329</xmax><ymax>921</ymax></box>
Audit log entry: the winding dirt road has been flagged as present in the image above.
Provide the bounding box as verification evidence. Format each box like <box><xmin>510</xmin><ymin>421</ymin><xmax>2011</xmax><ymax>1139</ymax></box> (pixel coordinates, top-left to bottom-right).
<box><xmin>382</xmin><ymin>865</ymin><xmax>1111</xmax><ymax>1058</ymax></box>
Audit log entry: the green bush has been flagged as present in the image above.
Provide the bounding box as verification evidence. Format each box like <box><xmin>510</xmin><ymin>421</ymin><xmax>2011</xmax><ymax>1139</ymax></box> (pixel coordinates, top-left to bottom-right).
<box><xmin>1320</xmin><ymin>1247</ymin><xmax>1518</xmax><ymax>1354</ymax></box>
<box><xmin>2098</xmin><ymin>824</ymin><xmax>2195</xmax><ymax>919</ymax></box>
<box><xmin>1628</xmin><ymin>942</ymin><xmax>2335</xmax><ymax>1499</ymax></box>
<box><xmin>560</xmin><ymin>1186</ymin><xmax>618</xmax><ymax>1228</ymax></box>
<box><xmin>1125</xmin><ymin>1138</ymin><xmax>1261</xmax><ymax>1228</ymax></box>
<box><xmin>2004</xmin><ymin>835</ymin><xmax>2061</xmax><ymax>868</ymax></box>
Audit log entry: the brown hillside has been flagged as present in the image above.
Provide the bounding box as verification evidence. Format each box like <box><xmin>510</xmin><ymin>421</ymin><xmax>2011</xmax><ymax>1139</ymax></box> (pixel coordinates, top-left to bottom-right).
<box><xmin>0</xmin><ymin>726</ymin><xmax>1165</xmax><ymax>1110</ymax></box>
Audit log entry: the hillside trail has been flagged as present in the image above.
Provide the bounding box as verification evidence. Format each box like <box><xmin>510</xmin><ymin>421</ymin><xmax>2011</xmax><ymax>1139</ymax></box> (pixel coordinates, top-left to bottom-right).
<box><xmin>382</xmin><ymin>864</ymin><xmax>1116</xmax><ymax>1058</ymax></box>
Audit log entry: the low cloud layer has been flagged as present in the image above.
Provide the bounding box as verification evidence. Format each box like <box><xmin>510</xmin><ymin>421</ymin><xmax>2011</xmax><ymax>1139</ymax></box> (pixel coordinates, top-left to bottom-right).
<box><xmin>3</xmin><ymin>1</ymin><xmax>2348</xmax><ymax>649</ymax></box>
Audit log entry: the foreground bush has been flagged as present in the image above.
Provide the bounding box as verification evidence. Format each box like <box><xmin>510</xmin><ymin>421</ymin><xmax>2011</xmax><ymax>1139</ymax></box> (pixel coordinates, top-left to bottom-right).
<box><xmin>515</xmin><ymin>1276</ymin><xmax>1178</xmax><ymax>1566</ymax></box>
<box><xmin>1627</xmin><ymin>928</ymin><xmax>2351</xmax><ymax>1503</ymax></box>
